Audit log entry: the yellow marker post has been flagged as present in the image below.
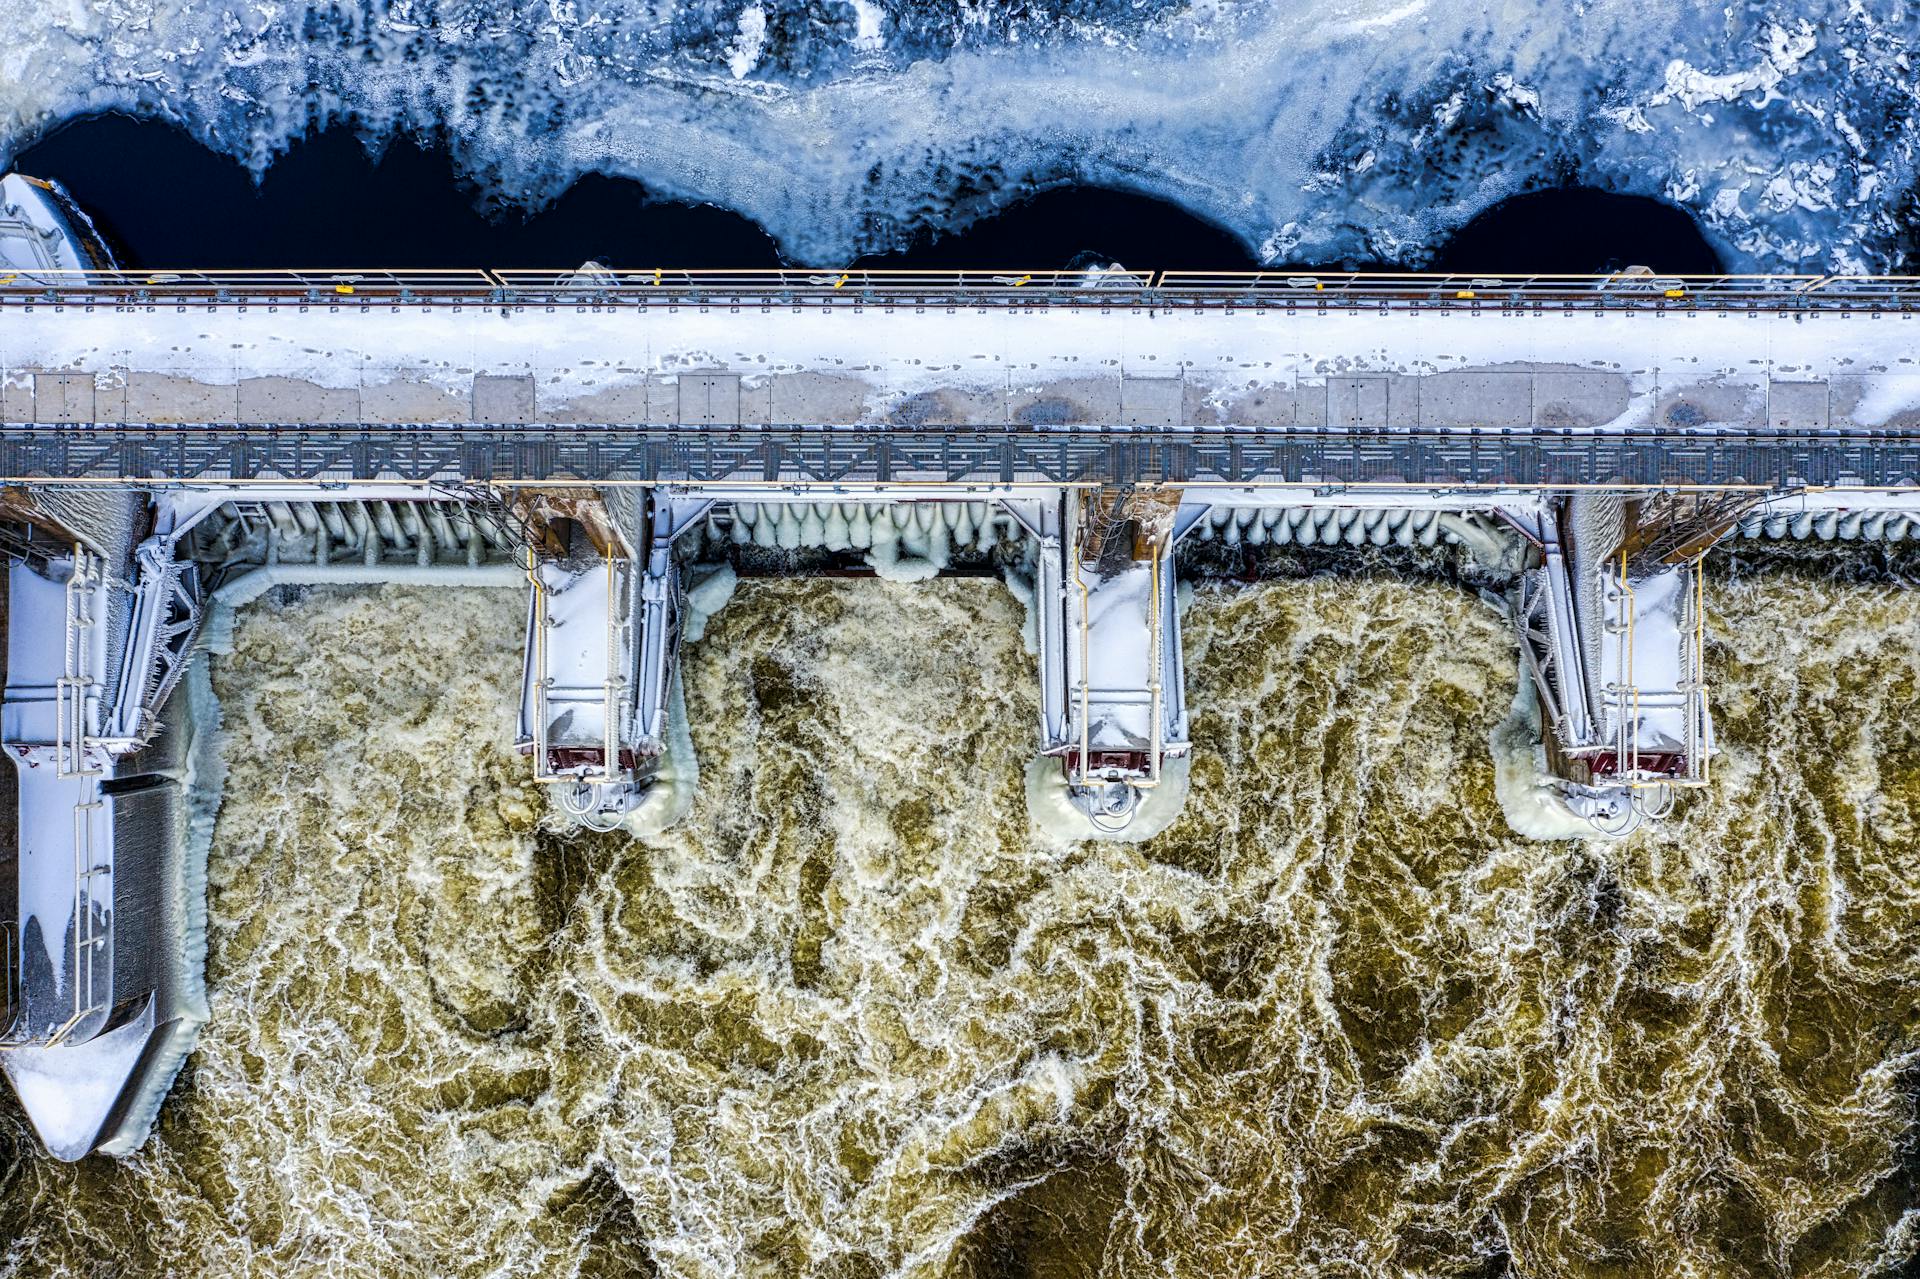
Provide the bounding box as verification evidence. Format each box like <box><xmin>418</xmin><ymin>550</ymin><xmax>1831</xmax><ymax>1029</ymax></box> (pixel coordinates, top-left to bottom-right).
<box><xmin>335</xmin><ymin>284</ymin><xmax>355</xmax><ymax>295</ymax></box>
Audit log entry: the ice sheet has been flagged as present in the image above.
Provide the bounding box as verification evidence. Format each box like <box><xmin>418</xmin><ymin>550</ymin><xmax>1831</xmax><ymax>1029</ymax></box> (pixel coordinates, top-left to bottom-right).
<box><xmin>0</xmin><ymin>2</ymin><xmax>1912</xmax><ymax>271</ymax></box>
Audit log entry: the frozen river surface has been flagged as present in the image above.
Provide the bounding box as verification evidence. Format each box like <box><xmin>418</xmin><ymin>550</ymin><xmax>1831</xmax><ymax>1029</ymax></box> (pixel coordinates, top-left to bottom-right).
<box><xmin>0</xmin><ymin>0</ymin><xmax>1914</xmax><ymax>271</ymax></box>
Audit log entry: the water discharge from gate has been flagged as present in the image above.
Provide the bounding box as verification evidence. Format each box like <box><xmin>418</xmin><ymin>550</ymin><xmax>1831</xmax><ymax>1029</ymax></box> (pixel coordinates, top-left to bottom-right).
<box><xmin>0</xmin><ymin>567</ymin><xmax>1914</xmax><ymax>1277</ymax></box>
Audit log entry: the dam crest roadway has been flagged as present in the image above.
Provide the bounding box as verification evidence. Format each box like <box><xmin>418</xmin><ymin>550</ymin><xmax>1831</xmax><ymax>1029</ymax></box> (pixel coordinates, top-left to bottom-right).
<box><xmin>5</xmin><ymin>206</ymin><xmax>1920</xmax><ymax>1158</ymax></box>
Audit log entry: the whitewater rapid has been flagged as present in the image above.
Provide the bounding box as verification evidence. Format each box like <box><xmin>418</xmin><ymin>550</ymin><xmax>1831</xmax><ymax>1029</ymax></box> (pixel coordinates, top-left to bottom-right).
<box><xmin>0</xmin><ymin>1</ymin><xmax>1914</xmax><ymax>270</ymax></box>
<box><xmin>0</xmin><ymin>565</ymin><xmax>1916</xmax><ymax>1277</ymax></box>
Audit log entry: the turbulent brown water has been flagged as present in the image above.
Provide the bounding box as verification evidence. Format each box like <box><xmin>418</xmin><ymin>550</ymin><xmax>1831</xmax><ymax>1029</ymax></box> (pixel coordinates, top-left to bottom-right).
<box><xmin>1</xmin><ymin>569</ymin><xmax>1917</xmax><ymax>1278</ymax></box>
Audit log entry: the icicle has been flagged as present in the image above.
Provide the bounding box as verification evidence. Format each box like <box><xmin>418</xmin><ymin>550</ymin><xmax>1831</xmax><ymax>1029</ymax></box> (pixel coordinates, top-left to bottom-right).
<box><xmin>824</xmin><ymin>504</ymin><xmax>852</xmax><ymax>551</ymax></box>
<box><xmin>1417</xmin><ymin>511</ymin><xmax>1441</xmax><ymax>547</ymax></box>
<box><xmin>1365</xmin><ymin>510</ymin><xmax>1390</xmax><ymax>547</ymax></box>
<box><xmin>799</xmin><ymin>504</ymin><xmax>827</xmax><ymax>545</ymax></box>
<box><xmin>971</xmin><ymin>502</ymin><xmax>996</xmax><ymax>549</ymax></box>
<box><xmin>1813</xmin><ymin>511</ymin><xmax>1838</xmax><ymax>540</ymax></box>
<box><xmin>1789</xmin><ymin>511</ymin><xmax>1815</xmax><ymax>539</ymax></box>
<box><xmin>849</xmin><ymin>505</ymin><xmax>874</xmax><ymax>549</ymax></box>
<box><xmin>1863</xmin><ymin>512</ymin><xmax>1887</xmax><ymax>541</ymax></box>
<box><xmin>903</xmin><ymin>506</ymin><xmax>933</xmax><ymax>559</ymax></box>
<box><xmin>1246</xmin><ymin>510</ymin><xmax>1268</xmax><ymax>545</ymax></box>
<box><xmin>1763</xmin><ymin>513</ymin><xmax>1789</xmax><ymax>539</ymax></box>
<box><xmin>1889</xmin><ymin>515</ymin><xmax>1912</xmax><ymax>542</ymax></box>
<box><xmin>1271</xmin><ymin>508</ymin><xmax>1294</xmax><ymax>546</ymax></box>
<box><xmin>1837</xmin><ymin>511</ymin><xmax>1862</xmax><ymax>541</ymax></box>
<box><xmin>952</xmin><ymin>503</ymin><xmax>978</xmax><ymax>548</ymax></box>
<box><xmin>1343</xmin><ymin>512</ymin><xmax>1367</xmax><ymax>546</ymax></box>
<box><xmin>1222</xmin><ymin>512</ymin><xmax>1242</xmax><ymax>547</ymax></box>
<box><xmin>1310</xmin><ymin>508</ymin><xmax>1336</xmax><ymax>544</ymax></box>
<box><xmin>729</xmin><ymin>504</ymin><xmax>754</xmax><ymax>545</ymax></box>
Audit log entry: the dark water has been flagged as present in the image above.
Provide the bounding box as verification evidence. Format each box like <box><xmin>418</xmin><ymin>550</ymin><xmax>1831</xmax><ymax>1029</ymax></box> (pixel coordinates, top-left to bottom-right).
<box><xmin>13</xmin><ymin>114</ymin><xmax>1722</xmax><ymax>273</ymax></box>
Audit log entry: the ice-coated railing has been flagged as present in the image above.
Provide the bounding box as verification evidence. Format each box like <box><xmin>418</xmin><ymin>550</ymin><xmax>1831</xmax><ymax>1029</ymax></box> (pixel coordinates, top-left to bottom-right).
<box><xmin>8</xmin><ymin>427</ymin><xmax>1920</xmax><ymax>488</ymax></box>
<box><xmin>1</xmin><ymin>921</ymin><xmax>16</xmax><ymax>1044</ymax></box>
<box><xmin>1</xmin><ymin>268</ymin><xmax>1918</xmax><ymax>310</ymax></box>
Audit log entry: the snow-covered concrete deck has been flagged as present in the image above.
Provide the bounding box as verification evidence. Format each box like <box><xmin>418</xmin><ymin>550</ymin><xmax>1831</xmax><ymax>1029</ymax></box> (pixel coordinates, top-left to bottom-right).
<box><xmin>2</xmin><ymin>296</ymin><xmax>1918</xmax><ymax>435</ymax></box>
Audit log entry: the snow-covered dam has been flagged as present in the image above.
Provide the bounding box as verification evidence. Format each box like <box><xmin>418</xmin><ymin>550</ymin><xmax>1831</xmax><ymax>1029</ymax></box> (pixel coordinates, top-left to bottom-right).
<box><xmin>6</xmin><ymin>246</ymin><xmax>1920</xmax><ymax>1171</ymax></box>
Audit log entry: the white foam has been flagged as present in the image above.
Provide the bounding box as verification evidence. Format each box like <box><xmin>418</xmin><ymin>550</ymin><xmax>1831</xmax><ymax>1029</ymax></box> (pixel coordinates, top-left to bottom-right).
<box><xmin>1024</xmin><ymin>752</ymin><xmax>1192</xmax><ymax>844</ymax></box>
<box><xmin>1487</xmin><ymin>656</ymin><xmax>1596</xmax><ymax>841</ymax></box>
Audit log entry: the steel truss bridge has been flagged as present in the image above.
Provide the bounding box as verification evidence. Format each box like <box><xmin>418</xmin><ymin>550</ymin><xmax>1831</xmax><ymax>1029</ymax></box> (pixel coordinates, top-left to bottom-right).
<box><xmin>5</xmin><ymin>426</ymin><xmax>1920</xmax><ymax>490</ymax></box>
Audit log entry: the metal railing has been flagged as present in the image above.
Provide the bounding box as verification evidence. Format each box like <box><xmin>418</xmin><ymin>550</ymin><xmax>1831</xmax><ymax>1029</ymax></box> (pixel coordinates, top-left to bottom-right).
<box><xmin>1612</xmin><ymin>551</ymin><xmax>1711</xmax><ymax>793</ymax></box>
<box><xmin>55</xmin><ymin>544</ymin><xmax>104</xmax><ymax>779</ymax></box>
<box><xmin>45</xmin><ymin>797</ymin><xmax>109</xmax><ymax>1048</ymax></box>
<box><xmin>1065</xmin><ymin>492</ymin><xmax>1172</xmax><ymax>797</ymax></box>
<box><xmin>525</xmin><ymin>545</ymin><xmax>629</xmax><ymax>787</ymax></box>
<box><xmin>2</xmin><ymin>267</ymin><xmax>1919</xmax><ymax>311</ymax></box>
<box><xmin>1</xmin><ymin>921</ymin><xmax>17</xmax><ymax>1043</ymax></box>
<box><xmin>6</xmin><ymin>425</ymin><xmax>1920</xmax><ymax>490</ymax></box>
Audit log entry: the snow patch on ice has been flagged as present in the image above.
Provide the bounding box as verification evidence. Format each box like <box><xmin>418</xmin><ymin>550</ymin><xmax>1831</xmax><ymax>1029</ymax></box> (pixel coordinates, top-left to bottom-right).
<box><xmin>726</xmin><ymin>5</ymin><xmax>769</xmax><ymax>80</ymax></box>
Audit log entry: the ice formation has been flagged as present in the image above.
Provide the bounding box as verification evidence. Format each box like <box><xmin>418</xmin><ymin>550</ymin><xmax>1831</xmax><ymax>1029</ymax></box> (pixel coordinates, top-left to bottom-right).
<box><xmin>0</xmin><ymin>0</ymin><xmax>1914</xmax><ymax>270</ymax></box>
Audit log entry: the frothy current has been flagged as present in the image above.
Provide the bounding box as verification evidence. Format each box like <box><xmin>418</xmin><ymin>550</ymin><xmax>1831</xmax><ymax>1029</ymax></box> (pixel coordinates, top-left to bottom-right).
<box><xmin>1</xmin><ymin>569</ymin><xmax>1916</xmax><ymax>1276</ymax></box>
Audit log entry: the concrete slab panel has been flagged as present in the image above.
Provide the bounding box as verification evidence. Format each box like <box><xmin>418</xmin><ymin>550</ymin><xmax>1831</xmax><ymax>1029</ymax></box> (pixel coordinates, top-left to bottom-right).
<box><xmin>889</xmin><ymin>388</ymin><xmax>1003</xmax><ymax>427</ymax></box>
<box><xmin>1008</xmin><ymin>376</ymin><xmax>1121</xmax><ymax>427</ymax></box>
<box><xmin>1832</xmin><ymin>375</ymin><xmax>1920</xmax><ymax>428</ymax></box>
<box><xmin>0</xmin><ymin>376</ymin><xmax>32</xmax><ymax>423</ymax></box>
<box><xmin>359</xmin><ymin>376</ymin><xmax>468</xmax><ymax>424</ymax></box>
<box><xmin>1294</xmin><ymin>381</ymin><xmax>1329</xmax><ymax>428</ymax></box>
<box><xmin>679</xmin><ymin>373</ymin><xmax>742</xmax><ymax>426</ymax></box>
<box><xmin>1419</xmin><ymin>371</ymin><xmax>1531</xmax><ymax>428</ymax></box>
<box><xmin>1768</xmin><ymin>380</ymin><xmax>1830</xmax><ymax>429</ymax></box>
<box><xmin>739</xmin><ymin>379</ymin><xmax>772</xmax><ymax>427</ymax></box>
<box><xmin>771</xmin><ymin>372</ymin><xmax>871</xmax><ymax>426</ymax></box>
<box><xmin>545</xmin><ymin>381</ymin><xmax>653</xmax><ymax>424</ymax></box>
<box><xmin>126</xmin><ymin>373</ymin><xmax>238</xmax><ymax>424</ymax></box>
<box><xmin>473</xmin><ymin>374</ymin><xmax>536</xmax><ymax>424</ymax></box>
<box><xmin>1121</xmin><ymin>376</ymin><xmax>1182</xmax><ymax>427</ymax></box>
<box><xmin>32</xmin><ymin>373</ymin><xmax>92</xmax><ymax>424</ymax></box>
<box><xmin>1385</xmin><ymin>375</ymin><xmax>1421</xmax><ymax>428</ymax></box>
<box><xmin>1654</xmin><ymin>380</ymin><xmax>1756</xmax><ymax>429</ymax></box>
<box><xmin>238</xmin><ymin>376</ymin><xmax>361</xmax><ymax>424</ymax></box>
<box><xmin>1328</xmin><ymin>376</ymin><xmax>1387</xmax><ymax>427</ymax></box>
<box><xmin>1533</xmin><ymin>371</ymin><xmax>1631</xmax><ymax>427</ymax></box>
<box><xmin>1215</xmin><ymin>384</ymin><xmax>1294</xmax><ymax>428</ymax></box>
<box><xmin>93</xmin><ymin>371</ymin><xmax>127</xmax><ymax>425</ymax></box>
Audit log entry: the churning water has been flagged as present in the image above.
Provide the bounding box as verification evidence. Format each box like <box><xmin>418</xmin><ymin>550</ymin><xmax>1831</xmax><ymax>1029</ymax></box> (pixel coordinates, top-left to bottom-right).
<box><xmin>0</xmin><ymin>567</ymin><xmax>1916</xmax><ymax>1277</ymax></box>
